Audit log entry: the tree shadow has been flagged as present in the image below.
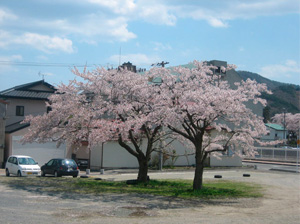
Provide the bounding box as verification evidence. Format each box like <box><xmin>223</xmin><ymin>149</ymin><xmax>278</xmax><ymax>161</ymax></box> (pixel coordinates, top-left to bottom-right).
<box><xmin>1</xmin><ymin>176</ymin><xmax>245</xmax><ymax>210</ymax></box>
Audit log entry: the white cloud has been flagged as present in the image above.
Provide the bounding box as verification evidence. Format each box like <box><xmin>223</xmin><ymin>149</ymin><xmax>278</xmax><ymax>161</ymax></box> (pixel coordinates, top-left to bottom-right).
<box><xmin>0</xmin><ymin>8</ymin><xmax>17</xmax><ymax>23</ymax></box>
<box><xmin>21</xmin><ymin>33</ymin><xmax>74</xmax><ymax>53</ymax></box>
<box><xmin>171</xmin><ymin>0</ymin><xmax>299</xmax><ymax>28</ymax></box>
<box><xmin>207</xmin><ymin>17</ymin><xmax>228</xmax><ymax>28</ymax></box>
<box><xmin>0</xmin><ymin>0</ymin><xmax>298</xmax><ymax>50</ymax></box>
<box><xmin>260</xmin><ymin>60</ymin><xmax>300</xmax><ymax>82</ymax></box>
<box><xmin>233</xmin><ymin>0</ymin><xmax>299</xmax><ymax>18</ymax></box>
<box><xmin>153</xmin><ymin>42</ymin><xmax>172</xmax><ymax>51</ymax></box>
<box><xmin>35</xmin><ymin>16</ymin><xmax>136</xmax><ymax>42</ymax></box>
<box><xmin>87</xmin><ymin>0</ymin><xmax>176</xmax><ymax>26</ymax></box>
<box><xmin>87</xmin><ymin>0</ymin><xmax>136</xmax><ymax>14</ymax></box>
<box><xmin>138</xmin><ymin>3</ymin><xmax>176</xmax><ymax>26</ymax></box>
<box><xmin>0</xmin><ymin>31</ymin><xmax>74</xmax><ymax>54</ymax></box>
<box><xmin>109</xmin><ymin>53</ymin><xmax>160</xmax><ymax>66</ymax></box>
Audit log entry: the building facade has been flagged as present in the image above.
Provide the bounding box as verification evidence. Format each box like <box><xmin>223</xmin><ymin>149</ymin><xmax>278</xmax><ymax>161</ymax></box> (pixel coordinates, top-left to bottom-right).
<box><xmin>0</xmin><ymin>80</ymin><xmax>59</xmax><ymax>166</ymax></box>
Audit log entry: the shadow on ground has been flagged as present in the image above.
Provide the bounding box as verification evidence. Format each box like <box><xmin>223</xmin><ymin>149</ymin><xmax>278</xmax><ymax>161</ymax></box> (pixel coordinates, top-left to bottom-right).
<box><xmin>0</xmin><ymin>176</ymin><xmax>247</xmax><ymax>211</ymax></box>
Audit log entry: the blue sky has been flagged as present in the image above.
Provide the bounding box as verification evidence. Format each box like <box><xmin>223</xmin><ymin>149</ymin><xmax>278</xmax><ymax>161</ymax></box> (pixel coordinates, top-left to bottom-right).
<box><xmin>0</xmin><ymin>0</ymin><xmax>299</xmax><ymax>90</ymax></box>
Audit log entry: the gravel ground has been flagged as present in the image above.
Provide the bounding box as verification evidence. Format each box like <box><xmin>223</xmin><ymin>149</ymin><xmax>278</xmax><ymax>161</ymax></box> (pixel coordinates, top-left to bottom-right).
<box><xmin>0</xmin><ymin>169</ymin><xmax>299</xmax><ymax>224</ymax></box>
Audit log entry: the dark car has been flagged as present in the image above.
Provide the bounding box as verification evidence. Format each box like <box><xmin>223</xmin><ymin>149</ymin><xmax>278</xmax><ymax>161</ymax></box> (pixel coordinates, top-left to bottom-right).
<box><xmin>41</xmin><ymin>158</ymin><xmax>79</xmax><ymax>178</ymax></box>
<box><xmin>76</xmin><ymin>159</ymin><xmax>88</xmax><ymax>170</ymax></box>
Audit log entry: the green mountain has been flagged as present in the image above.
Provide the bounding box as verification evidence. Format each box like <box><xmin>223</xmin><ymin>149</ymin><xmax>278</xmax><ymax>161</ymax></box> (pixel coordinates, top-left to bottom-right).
<box><xmin>237</xmin><ymin>71</ymin><xmax>300</xmax><ymax>121</ymax></box>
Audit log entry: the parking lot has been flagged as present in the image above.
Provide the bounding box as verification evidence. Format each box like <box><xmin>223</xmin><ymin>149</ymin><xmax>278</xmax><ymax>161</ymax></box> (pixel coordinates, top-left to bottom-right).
<box><xmin>0</xmin><ymin>167</ymin><xmax>299</xmax><ymax>224</ymax></box>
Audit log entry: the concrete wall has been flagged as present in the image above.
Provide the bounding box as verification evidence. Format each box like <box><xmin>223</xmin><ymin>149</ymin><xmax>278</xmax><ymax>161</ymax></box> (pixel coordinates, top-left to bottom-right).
<box><xmin>90</xmin><ymin>141</ymin><xmax>142</xmax><ymax>169</ymax></box>
<box><xmin>88</xmin><ymin>137</ymin><xmax>240</xmax><ymax>170</ymax></box>
<box><xmin>210</xmin><ymin>155</ymin><xmax>242</xmax><ymax>166</ymax></box>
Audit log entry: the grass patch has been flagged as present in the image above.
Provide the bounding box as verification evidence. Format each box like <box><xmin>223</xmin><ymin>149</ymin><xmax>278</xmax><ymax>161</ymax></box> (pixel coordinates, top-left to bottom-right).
<box><xmin>0</xmin><ymin>177</ymin><xmax>263</xmax><ymax>199</ymax></box>
<box><xmin>75</xmin><ymin>179</ymin><xmax>263</xmax><ymax>198</ymax></box>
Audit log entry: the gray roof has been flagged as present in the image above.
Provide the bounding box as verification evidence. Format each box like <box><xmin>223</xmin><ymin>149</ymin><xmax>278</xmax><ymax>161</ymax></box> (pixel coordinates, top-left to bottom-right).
<box><xmin>0</xmin><ymin>80</ymin><xmax>56</xmax><ymax>100</ymax></box>
<box><xmin>5</xmin><ymin>122</ymin><xmax>30</xmax><ymax>134</ymax></box>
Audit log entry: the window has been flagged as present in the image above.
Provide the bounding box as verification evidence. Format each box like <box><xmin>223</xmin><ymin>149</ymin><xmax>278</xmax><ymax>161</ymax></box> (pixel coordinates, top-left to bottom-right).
<box><xmin>16</xmin><ymin>106</ymin><xmax>24</xmax><ymax>116</ymax></box>
<box><xmin>47</xmin><ymin>160</ymin><xmax>54</xmax><ymax>166</ymax></box>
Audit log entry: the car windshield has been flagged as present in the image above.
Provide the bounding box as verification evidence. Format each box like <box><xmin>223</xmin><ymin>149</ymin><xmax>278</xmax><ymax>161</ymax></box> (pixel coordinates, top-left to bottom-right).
<box><xmin>18</xmin><ymin>157</ymin><xmax>36</xmax><ymax>165</ymax></box>
<box><xmin>62</xmin><ymin>160</ymin><xmax>76</xmax><ymax>166</ymax></box>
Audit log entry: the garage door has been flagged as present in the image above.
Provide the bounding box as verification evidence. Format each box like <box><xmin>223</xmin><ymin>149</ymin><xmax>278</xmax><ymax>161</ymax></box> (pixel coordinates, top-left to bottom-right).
<box><xmin>12</xmin><ymin>136</ymin><xmax>66</xmax><ymax>166</ymax></box>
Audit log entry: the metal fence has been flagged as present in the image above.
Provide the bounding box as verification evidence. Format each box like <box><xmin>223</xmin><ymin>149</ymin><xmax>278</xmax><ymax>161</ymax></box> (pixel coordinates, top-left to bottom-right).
<box><xmin>253</xmin><ymin>147</ymin><xmax>300</xmax><ymax>163</ymax></box>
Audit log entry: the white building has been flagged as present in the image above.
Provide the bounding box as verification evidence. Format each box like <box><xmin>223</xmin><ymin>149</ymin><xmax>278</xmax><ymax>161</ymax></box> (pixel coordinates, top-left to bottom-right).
<box><xmin>261</xmin><ymin>123</ymin><xmax>285</xmax><ymax>141</ymax></box>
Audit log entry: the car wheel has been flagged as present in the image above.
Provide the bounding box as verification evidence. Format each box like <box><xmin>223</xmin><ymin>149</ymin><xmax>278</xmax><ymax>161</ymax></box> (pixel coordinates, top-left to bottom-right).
<box><xmin>17</xmin><ymin>170</ymin><xmax>22</xmax><ymax>177</ymax></box>
<box><xmin>41</xmin><ymin>170</ymin><xmax>45</xmax><ymax>177</ymax></box>
<box><xmin>5</xmin><ymin>169</ymin><xmax>10</xmax><ymax>177</ymax></box>
<box><xmin>73</xmin><ymin>175</ymin><xmax>78</xmax><ymax>178</ymax></box>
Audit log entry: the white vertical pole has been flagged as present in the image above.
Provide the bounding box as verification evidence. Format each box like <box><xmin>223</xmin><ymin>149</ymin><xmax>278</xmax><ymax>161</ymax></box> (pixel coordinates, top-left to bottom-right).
<box><xmin>297</xmin><ymin>148</ymin><xmax>299</xmax><ymax>173</ymax></box>
<box><xmin>285</xmin><ymin>148</ymin><xmax>287</xmax><ymax>161</ymax></box>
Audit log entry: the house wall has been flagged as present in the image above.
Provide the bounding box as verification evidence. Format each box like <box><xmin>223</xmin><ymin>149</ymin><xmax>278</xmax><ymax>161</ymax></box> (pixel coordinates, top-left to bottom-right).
<box><xmin>261</xmin><ymin>127</ymin><xmax>284</xmax><ymax>141</ymax></box>
<box><xmin>5</xmin><ymin>98</ymin><xmax>48</xmax><ymax>126</ymax></box>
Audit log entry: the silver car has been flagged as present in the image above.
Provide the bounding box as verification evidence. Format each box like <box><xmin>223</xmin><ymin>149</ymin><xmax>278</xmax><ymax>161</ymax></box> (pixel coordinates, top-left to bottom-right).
<box><xmin>5</xmin><ymin>155</ymin><xmax>41</xmax><ymax>177</ymax></box>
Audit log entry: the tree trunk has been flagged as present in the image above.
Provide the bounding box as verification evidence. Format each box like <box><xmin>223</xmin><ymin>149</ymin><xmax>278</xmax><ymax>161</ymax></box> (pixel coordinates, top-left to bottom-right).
<box><xmin>193</xmin><ymin>143</ymin><xmax>204</xmax><ymax>190</ymax></box>
<box><xmin>137</xmin><ymin>157</ymin><xmax>149</xmax><ymax>182</ymax></box>
<box><xmin>193</xmin><ymin>160</ymin><xmax>204</xmax><ymax>190</ymax></box>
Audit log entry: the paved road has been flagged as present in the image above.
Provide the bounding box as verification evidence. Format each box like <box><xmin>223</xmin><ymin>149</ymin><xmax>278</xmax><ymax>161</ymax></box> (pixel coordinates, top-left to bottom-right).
<box><xmin>0</xmin><ymin>168</ymin><xmax>299</xmax><ymax>224</ymax></box>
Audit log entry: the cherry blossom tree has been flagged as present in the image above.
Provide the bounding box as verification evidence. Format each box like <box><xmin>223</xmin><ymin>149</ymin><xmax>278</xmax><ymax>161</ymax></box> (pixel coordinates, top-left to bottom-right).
<box><xmin>272</xmin><ymin>113</ymin><xmax>300</xmax><ymax>133</ymax></box>
<box><xmin>149</xmin><ymin>60</ymin><xmax>271</xmax><ymax>190</ymax></box>
<box><xmin>22</xmin><ymin>67</ymin><xmax>165</xmax><ymax>182</ymax></box>
<box><xmin>22</xmin><ymin>60</ymin><xmax>272</xmax><ymax>188</ymax></box>
<box><xmin>272</xmin><ymin>113</ymin><xmax>300</xmax><ymax>144</ymax></box>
